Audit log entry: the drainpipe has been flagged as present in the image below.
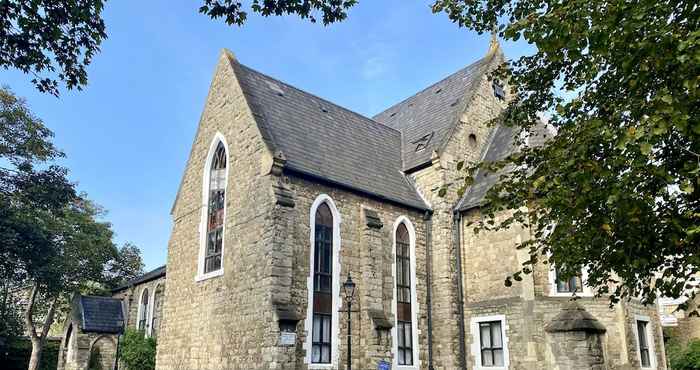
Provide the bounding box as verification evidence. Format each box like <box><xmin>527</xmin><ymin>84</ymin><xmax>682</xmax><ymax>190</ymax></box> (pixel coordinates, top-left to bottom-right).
<box><xmin>454</xmin><ymin>211</ymin><xmax>467</xmax><ymax>370</ymax></box>
<box><xmin>424</xmin><ymin>211</ymin><xmax>435</xmax><ymax>370</ymax></box>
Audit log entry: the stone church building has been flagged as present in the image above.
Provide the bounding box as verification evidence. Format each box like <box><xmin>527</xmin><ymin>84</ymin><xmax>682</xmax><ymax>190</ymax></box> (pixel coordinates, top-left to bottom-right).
<box><xmin>87</xmin><ymin>39</ymin><xmax>667</xmax><ymax>370</ymax></box>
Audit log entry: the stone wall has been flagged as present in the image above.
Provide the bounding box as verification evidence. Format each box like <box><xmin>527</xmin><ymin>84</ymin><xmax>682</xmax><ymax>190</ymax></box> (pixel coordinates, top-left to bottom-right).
<box><xmin>406</xmin><ymin>50</ymin><xmax>509</xmax><ymax>370</ymax></box>
<box><xmin>57</xmin><ymin>320</ymin><xmax>118</xmax><ymax>370</ymax></box>
<box><xmin>460</xmin><ymin>208</ymin><xmax>667</xmax><ymax>370</ymax></box>
<box><xmin>113</xmin><ymin>275</ymin><xmax>166</xmax><ymax>338</ymax></box>
<box><xmin>280</xmin><ymin>175</ymin><xmax>429</xmax><ymax>370</ymax></box>
<box><xmin>155</xmin><ymin>50</ymin><xmax>279</xmax><ymax>370</ymax></box>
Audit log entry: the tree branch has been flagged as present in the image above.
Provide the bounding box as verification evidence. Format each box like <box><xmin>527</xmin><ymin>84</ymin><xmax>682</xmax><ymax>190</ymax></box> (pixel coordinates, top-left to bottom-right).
<box><xmin>23</xmin><ymin>282</ymin><xmax>39</xmax><ymax>341</ymax></box>
<box><xmin>39</xmin><ymin>295</ymin><xmax>58</xmax><ymax>342</ymax></box>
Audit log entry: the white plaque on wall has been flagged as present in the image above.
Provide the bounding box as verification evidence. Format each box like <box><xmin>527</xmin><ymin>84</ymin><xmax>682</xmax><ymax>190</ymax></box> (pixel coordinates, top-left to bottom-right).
<box><xmin>280</xmin><ymin>332</ymin><xmax>296</xmax><ymax>346</ymax></box>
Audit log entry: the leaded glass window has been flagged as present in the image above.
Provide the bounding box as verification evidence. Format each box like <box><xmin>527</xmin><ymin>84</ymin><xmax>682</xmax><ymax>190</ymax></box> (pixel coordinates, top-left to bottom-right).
<box><xmin>139</xmin><ymin>289</ymin><xmax>149</xmax><ymax>332</ymax></box>
<box><xmin>205</xmin><ymin>142</ymin><xmax>226</xmax><ymax>274</ymax></box>
<box><xmin>396</xmin><ymin>223</ymin><xmax>413</xmax><ymax>365</ymax></box>
<box><xmin>479</xmin><ymin>321</ymin><xmax>504</xmax><ymax>367</ymax></box>
<box><xmin>312</xmin><ymin>203</ymin><xmax>333</xmax><ymax>364</ymax></box>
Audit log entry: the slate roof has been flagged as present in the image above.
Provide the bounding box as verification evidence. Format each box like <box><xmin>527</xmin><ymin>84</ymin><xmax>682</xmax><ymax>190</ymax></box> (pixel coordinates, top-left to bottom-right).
<box><xmin>455</xmin><ymin>122</ymin><xmax>552</xmax><ymax>212</ymax></box>
<box><xmin>373</xmin><ymin>49</ymin><xmax>501</xmax><ymax>171</ymax></box>
<box><xmin>78</xmin><ymin>296</ymin><xmax>125</xmax><ymax>334</ymax></box>
<box><xmin>231</xmin><ymin>61</ymin><xmax>430</xmax><ymax>211</ymax></box>
<box><xmin>112</xmin><ymin>265</ymin><xmax>166</xmax><ymax>293</ymax></box>
<box><xmin>455</xmin><ymin>125</ymin><xmax>517</xmax><ymax>211</ymax></box>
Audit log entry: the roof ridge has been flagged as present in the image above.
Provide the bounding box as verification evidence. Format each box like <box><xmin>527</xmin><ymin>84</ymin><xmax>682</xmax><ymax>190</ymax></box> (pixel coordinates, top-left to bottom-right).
<box><xmin>236</xmin><ymin>63</ymin><xmax>403</xmax><ymax>137</ymax></box>
<box><xmin>372</xmin><ymin>56</ymin><xmax>490</xmax><ymax>119</ymax></box>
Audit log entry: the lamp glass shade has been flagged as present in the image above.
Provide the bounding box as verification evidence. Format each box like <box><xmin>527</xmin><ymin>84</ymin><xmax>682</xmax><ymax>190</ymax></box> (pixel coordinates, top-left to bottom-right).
<box><xmin>343</xmin><ymin>274</ymin><xmax>356</xmax><ymax>301</ymax></box>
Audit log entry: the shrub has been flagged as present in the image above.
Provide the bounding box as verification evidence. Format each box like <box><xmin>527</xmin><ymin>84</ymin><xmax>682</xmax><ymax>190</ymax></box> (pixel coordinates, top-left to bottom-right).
<box><xmin>668</xmin><ymin>339</ymin><xmax>700</xmax><ymax>370</ymax></box>
<box><xmin>118</xmin><ymin>329</ymin><xmax>156</xmax><ymax>370</ymax></box>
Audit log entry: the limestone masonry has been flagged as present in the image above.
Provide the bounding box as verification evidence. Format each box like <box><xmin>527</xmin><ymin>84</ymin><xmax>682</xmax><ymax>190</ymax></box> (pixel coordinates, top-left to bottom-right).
<box><xmin>61</xmin><ymin>38</ymin><xmax>686</xmax><ymax>370</ymax></box>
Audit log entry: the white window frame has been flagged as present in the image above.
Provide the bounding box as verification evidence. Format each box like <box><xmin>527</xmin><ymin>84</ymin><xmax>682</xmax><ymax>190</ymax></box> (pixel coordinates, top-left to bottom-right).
<box><xmin>633</xmin><ymin>315</ymin><xmax>657</xmax><ymax>369</ymax></box>
<box><xmin>303</xmin><ymin>194</ymin><xmax>342</xmax><ymax>369</ymax></box>
<box><xmin>196</xmin><ymin>133</ymin><xmax>229</xmax><ymax>282</ymax></box>
<box><xmin>147</xmin><ymin>282</ymin><xmax>162</xmax><ymax>337</ymax></box>
<box><xmin>136</xmin><ymin>287</ymin><xmax>150</xmax><ymax>334</ymax></box>
<box><xmin>391</xmin><ymin>216</ymin><xmax>421</xmax><ymax>370</ymax></box>
<box><xmin>470</xmin><ymin>315</ymin><xmax>509</xmax><ymax>370</ymax></box>
<box><xmin>547</xmin><ymin>265</ymin><xmax>594</xmax><ymax>297</ymax></box>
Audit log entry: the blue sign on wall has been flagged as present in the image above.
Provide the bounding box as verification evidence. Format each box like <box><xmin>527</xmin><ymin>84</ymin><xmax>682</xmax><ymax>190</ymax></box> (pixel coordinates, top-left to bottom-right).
<box><xmin>377</xmin><ymin>360</ymin><xmax>391</xmax><ymax>370</ymax></box>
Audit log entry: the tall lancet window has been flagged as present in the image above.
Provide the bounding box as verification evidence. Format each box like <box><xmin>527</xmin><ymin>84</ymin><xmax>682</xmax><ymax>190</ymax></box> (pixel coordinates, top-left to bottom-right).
<box><xmin>395</xmin><ymin>223</ymin><xmax>414</xmax><ymax>365</ymax></box>
<box><xmin>205</xmin><ymin>142</ymin><xmax>226</xmax><ymax>274</ymax></box>
<box><xmin>138</xmin><ymin>288</ymin><xmax>150</xmax><ymax>332</ymax></box>
<box><xmin>312</xmin><ymin>203</ymin><xmax>333</xmax><ymax>364</ymax></box>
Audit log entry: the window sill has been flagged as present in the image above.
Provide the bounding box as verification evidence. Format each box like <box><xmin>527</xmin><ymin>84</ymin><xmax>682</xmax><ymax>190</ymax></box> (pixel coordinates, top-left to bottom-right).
<box><xmin>548</xmin><ymin>292</ymin><xmax>594</xmax><ymax>298</ymax></box>
<box><xmin>396</xmin><ymin>365</ymin><xmax>419</xmax><ymax>370</ymax></box>
<box><xmin>475</xmin><ymin>366</ymin><xmax>507</xmax><ymax>370</ymax></box>
<box><xmin>195</xmin><ymin>269</ymin><xmax>224</xmax><ymax>282</ymax></box>
<box><xmin>307</xmin><ymin>364</ymin><xmax>335</xmax><ymax>370</ymax></box>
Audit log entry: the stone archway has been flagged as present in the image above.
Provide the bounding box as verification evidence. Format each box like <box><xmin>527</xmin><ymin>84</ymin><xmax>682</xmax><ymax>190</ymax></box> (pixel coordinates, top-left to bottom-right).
<box><xmin>88</xmin><ymin>335</ymin><xmax>117</xmax><ymax>370</ymax></box>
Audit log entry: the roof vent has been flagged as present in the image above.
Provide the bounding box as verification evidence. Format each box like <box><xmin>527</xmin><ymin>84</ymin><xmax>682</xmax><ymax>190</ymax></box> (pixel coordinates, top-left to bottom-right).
<box><xmin>389</xmin><ymin>112</ymin><xmax>397</xmax><ymax>117</ymax></box>
<box><xmin>411</xmin><ymin>132</ymin><xmax>434</xmax><ymax>152</ymax></box>
<box><xmin>319</xmin><ymin>105</ymin><xmax>329</xmax><ymax>113</ymax></box>
<box><xmin>266</xmin><ymin>81</ymin><xmax>285</xmax><ymax>96</ymax></box>
<box><xmin>435</xmin><ymin>88</ymin><xmax>443</xmax><ymax>94</ymax></box>
<box><xmin>450</xmin><ymin>98</ymin><xmax>460</xmax><ymax>107</ymax></box>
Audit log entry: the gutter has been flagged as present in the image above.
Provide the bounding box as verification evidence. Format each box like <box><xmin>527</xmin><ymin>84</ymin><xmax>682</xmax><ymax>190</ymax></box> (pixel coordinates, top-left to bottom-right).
<box><xmin>424</xmin><ymin>211</ymin><xmax>435</xmax><ymax>370</ymax></box>
<box><xmin>454</xmin><ymin>211</ymin><xmax>467</xmax><ymax>369</ymax></box>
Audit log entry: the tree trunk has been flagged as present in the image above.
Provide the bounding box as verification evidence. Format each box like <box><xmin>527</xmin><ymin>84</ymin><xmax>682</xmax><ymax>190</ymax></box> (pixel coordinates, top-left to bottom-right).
<box><xmin>23</xmin><ymin>283</ymin><xmax>58</xmax><ymax>370</ymax></box>
<box><xmin>28</xmin><ymin>337</ymin><xmax>44</xmax><ymax>370</ymax></box>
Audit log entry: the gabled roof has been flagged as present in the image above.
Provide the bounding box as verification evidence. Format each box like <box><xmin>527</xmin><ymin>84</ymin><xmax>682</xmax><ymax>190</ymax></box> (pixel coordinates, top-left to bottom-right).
<box><xmin>77</xmin><ymin>296</ymin><xmax>124</xmax><ymax>334</ymax></box>
<box><xmin>112</xmin><ymin>265</ymin><xmax>166</xmax><ymax>293</ymax></box>
<box><xmin>455</xmin><ymin>122</ymin><xmax>552</xmax><ymax>212</ymax></box>
<box><xmin>230</xmin><ymin>60</ymin><xmax>430</xmax><ymax>211</ymax></box>
<box><xmin>455</xmin><ymin>124</ymin><xmax>517</xmax><ymax>211</ymax></box>
<box><xmin>373</xmin><ymin>40</ymin><xmax>503</xmax><ymax>171</ymax></box>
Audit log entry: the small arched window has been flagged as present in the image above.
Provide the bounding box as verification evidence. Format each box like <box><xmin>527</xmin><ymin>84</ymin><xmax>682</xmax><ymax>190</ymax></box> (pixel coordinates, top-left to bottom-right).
<box><xmin>311</xmin><ymin>203</ymin><xmax>333</xmax><ymax>364</ymax></box>
<box><xmin>395</xmin><ymin>223</ymin><xmax>414</xmax><ymax>365</ymax></box>
<box><xmin>204</xmin><ymin>142</ymin><xmax>226</xmax><ymax>274</ymax></box>
<box><xmin>139</xmin><ymin>288</ymin><xmax>149</xmax><ymax>332</ymax></box>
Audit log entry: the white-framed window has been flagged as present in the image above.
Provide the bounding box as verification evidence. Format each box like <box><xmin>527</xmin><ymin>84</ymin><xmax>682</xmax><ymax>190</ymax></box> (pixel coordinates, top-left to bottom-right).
<box><xmin>196</xmin><ymin>133</ymin><xmax>229</xmax><ymax>281</ymax></box>
<box><xmin>633</xmin><ymin>315</ymin><xmax>657</xmax><ymax>369</ymax></box>
<box><xmin>392</xmin><ymin>216</ymin><xmax>420</xmax><ymax>369</ymax></box>
<box><xmin>147</xmin><ymin>283</ymin><xmax>164</xmax><ymax>338</ymax></box>
<box><xmin>137</xmin><ymin>288</ymin><xmax>150</xmax><ymax>334</ymax></box>
<box><xmin>470</xmin><ymin>315</ymin><xmax>509</xmax><ymax>370</ymax></box>
<box><xmin>304</xmin><ymin>195</ymin><xmax>341</xmax><ymax>369</ymax></box>
<box><xmin>548</xmin><ymin>265</ymin><xmax>593</xmax><ymax>297</ymax></box>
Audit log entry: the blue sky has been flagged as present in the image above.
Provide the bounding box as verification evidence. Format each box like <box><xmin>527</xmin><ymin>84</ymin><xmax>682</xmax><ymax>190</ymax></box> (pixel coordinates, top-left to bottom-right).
<box><xmin>2</xmin><ymin>0</ymin><xmax>532</xmax><ymax>271</ymax></box>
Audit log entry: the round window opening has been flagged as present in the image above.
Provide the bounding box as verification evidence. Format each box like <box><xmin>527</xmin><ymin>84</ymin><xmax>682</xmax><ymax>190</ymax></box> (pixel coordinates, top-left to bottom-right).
<box><xmin>468</xmin><ymin>134</ymin><xmax>477</xmax><ymax>147</ymax></box>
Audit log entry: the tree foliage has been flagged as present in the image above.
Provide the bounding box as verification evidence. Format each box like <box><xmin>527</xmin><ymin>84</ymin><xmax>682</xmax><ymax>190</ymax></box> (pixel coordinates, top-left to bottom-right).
<box><xmin>0</xmin><ymin>1</ymin><xmax>107</xmax><ymax>95</ymax></box>
<box><xmin>118</xmin><ymin>329</ymin><xmax>156</xmax><ymax>370</ymax></box>
<box><xmin>0</xmin><ymin>0</ymin><xmax>357</xmax><ymax>95</ymax></box>
<box><xmin>199</xmin><ymin>0</ymin><xmax>357</xmax><ymax>26</ymax></box>
<box><xmin>0</xmin><ymin>86</ymin><xmax>143</xmax><ymax>370</ymax></box>
<box><xmin>430</xmin><ymin>0</ymin><xmax>699</xmax><ymax>305</ymax></box>
<box><xmin>103</xmin><ymin>242</ymin><xmax>145</xmax><ymax>291</ymax></box>
<box><xmin>667</xmin><ymin>339</ymin><xmax>700</xmax><ymax>370</ymax></box>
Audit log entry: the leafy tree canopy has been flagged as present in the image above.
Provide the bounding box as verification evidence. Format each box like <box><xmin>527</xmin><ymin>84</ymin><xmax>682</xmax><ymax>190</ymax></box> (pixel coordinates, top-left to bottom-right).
<box><xmin>430</xmin><ymin>0</ymin><xmax>699</xmax><ymax>305</ymax></box>
<box><xmin>0</xmin><ymin>87</ymin><xmax>144</xmax><ymax>369</ymax></box>
<box><xmin>0</xmin><ymin>0</ymin><xmax>356</xmax><ymax>95</ymax></box>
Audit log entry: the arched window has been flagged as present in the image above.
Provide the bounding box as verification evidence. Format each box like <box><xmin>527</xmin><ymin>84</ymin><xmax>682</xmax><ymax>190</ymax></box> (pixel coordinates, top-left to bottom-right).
<box><xmin>204</xmin><ymin>142</ymin><xmax>226</xmax><ymax>274</ymax></box>
<box><xmin>138</xmin><ymin>288</ymin><xmax>149</xmax><ymax>332</ymax></box>
<box><xmin>150</xmin><ymin>283</ymin><xmax>164</xmax><ymax>338</ymax></box>
<box><xmin>396</xmin><ymin>223</ymin><xmax>413</xmax><ymax>365</ymax></box>
<box><xmin>393</xmin><ymin>217</ymin><xmax>419</xmax><ymax>368</ymax></box>
<box><xmin>311</xmin><ymin>203</ymin><xmax>333</xmax><ymax>364</ymax></box>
